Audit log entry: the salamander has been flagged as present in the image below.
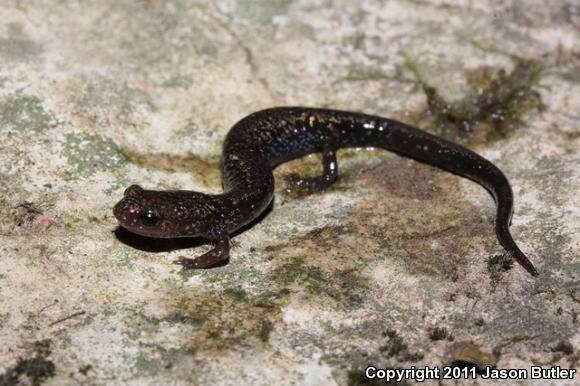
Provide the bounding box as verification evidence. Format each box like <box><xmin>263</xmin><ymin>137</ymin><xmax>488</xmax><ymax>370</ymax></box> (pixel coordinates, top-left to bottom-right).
<box><xmin>113</xmin><ymin>107</ymin><xmax>539</xmax><ymax>276</ymax></box>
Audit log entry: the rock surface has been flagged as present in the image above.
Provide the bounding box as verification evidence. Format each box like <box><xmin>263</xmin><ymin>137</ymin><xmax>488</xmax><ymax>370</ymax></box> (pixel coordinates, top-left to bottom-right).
<box><xmin>0</xmin><ymin>1</ymin><xmax>578</xmax><ymax>385</ymax></box>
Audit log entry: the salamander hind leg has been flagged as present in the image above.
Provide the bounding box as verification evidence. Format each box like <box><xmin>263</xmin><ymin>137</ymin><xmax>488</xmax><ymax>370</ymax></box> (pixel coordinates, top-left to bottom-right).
<box><xmin>173</xmin><ymin>236</ymin><xmax>230</xmax><ymax>269</ymax></box>
<box><xmin>287</xmin><ymin>143</ymin><xmax>338</xmax><ymax>192</ymax></box>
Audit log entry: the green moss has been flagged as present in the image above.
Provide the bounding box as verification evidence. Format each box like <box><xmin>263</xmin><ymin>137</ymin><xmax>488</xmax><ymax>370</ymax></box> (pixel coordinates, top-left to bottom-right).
<box><xmin>272</xmin><ymin>257</ymin><xmax>327</xmax><ymax>296</ymax></box>
<box><xmin>262</xmin><ymin>224</ymin><xmax>370</xmax><ymax>304</ymax></box>
<box><xmin>552</xmin><ymin>340</ymin><xmax>574</xmax><ymax>355</ymax></box>
<box><xmin>123</xmin><ymin>299</ymin><xmax>205</xmax><ymax>330</ymax></box>
<box><xmin>61</xmin><ymin>132</ymin><xmax>126</xmax><ymax>177</ymax></box>
<box><xmin>530</xmin><ymin>157</ymin><xmax>572</xmax><ymax>203</ymax></box>
<box><xmin>165</xmin><ymin>346</ymin><xmax>197</xmax><ymax>357</ymax></box>
<box><xmin>384</xmin><ymin>337</ymin><xmax>407</xmax><ymax>356</ymax></box>
<box><xmin>560</xmin><ymin>70</ymin><xmax>580</xmax><ymax>83</ymax></box>
<box><xmin>411</xmin><ymin>60</ymin><xmax>543</xmax><ymax>145</ymax></box>
<box><xmin>73</xmin><ymin>77</ymin><xmax>153</xmax><ymax>124</ymax></box>
<box><xmin>347</xmin><ymin>367</ymin><xmax>385</xmax><ymax>386</ymax></box>
<box><xmin>150</xmin><ymin>250</ymin><xmax>360</xmax><ymax>352</ymax></box>
<box><xmin>376</xmin><ymin>329</ymin><xmax>425</xmax><ymax>363</ymax></box>
<box><xmin>495</xmin><ymin>334</ymin><xmax>538</xmax><ymax>352</ymax></box>
<box><xmin>161</xmin><ymin>73</ymin><xmax>195</xmax><ymax>89</ymax></box>
<box><xmin>541</xmin><ymin>232</ymin><xmax>570</xmax><ymax>258</ymax></box>
<box><xmin>251</xmin><ymin>288</ymin><xmax>291</xmax><ymax>308</ymax></box>
<box><xmin>401</xmin><ymin>352</ymin><xmax>424</xmax><ymax>362</ymax></box>
<box><xmin>347</xmin><ymin>366</ymin><xmax>412</xmax><ymax>386</ymax></box>
<box><xmin>569</xmin><ymin>290</ymin><xmax>580</xmax><ymax>305</ymax></box>
<box><xmin>259</xmin><ymin>319</ymin><xmax>274</xmax><ymax>343</ymax></box>
<box><xmin>137</xmin><ymin>282</ymin><xmax>281</xmax><ymax>351</ymax></box>
<box><xmin>268</xmin><ymin>255</ymin><xmax>369</xmax><ymax>304</ymax></box>
<box><xmin>78</xmin><ymin>364</ymin><xmax>92</xmax><ymax>375</ymax></box>
<box><xmin>176</xmin><ymin>267</ymin><xmax>202</xmax><ymax>282</ymax></box>
<box><xmin>487</xmin><ymin>253</ymin><xmax>514</xmax><ymax>289</ymax></box>
<box><xmin>0</xmin><ymin>93</ymin><xmax>50</xmax><ymax>133</ymax></box>
<box><xmin>347</xmin><ymin>367</ymin><xmax>366</xmax><ymax>386</ymax></box>
<box><xmin>306</xmin><ymin>225</ymin><xmax>351</xmax><ymax>240</ymax></box>
<box><xmin>429</xmin><ymin>326</ymin><xmax>450</xmax><ymax>341</ymax></box>
<box><xmin>173</xmin><ymin>119</ymin><xmax>223</xmax><ymax>159</ymax></box>
<box><xmin>207</xmin><ymin>330</ymin><xmax>222</xmax><ymax>341</ymax></box>
<box><xmin>131</xmin><ymin>344</ymin><xmax>198</xmax><ymax>377</ymax></box>
<box><xmin>0</xmin><ymin>340</ymin><xmax>55</xmax><ymax>386</ymax></box>
<box><xmin>234</xmin><ymin>0</ymin><xmax>291</xmax><ymax>31</ymax></box>
<box><xmin>0</xmin><ymin>23</ymin><xmax>42</xmax><ymax>62</ymax></box>
<box><xmin>63</xmin><ymin>215</ymin><xmax>81</xmax><ymax>230</ymax></box>
<box><xmin>343</xmin><ymin>65</ymin><xmax>390</xmax><ymax>82</ymax></box>
<box><xmin>224</xmin><ymin>287</ymin><xmax>249</xmax><ymax>302</ymax></box>
<box><xmin>380</xmin><ymin>329</ymin><xmax>408</xmax><ymax>358</ymax></box>
<box><xmin>111</xmin><ymin>250</ymin><xmax>136</xmax><ymax>269</ymax></box>
<box><xmin>0</xmin><ymin>357</ymin><xmax>55</xmax><ymax>386</ymax></box>
<box><xmin>121</xmin><ymin>147</ymin><xmax>220</xmax><ymax>186</ymax></box>
<box><xmin>133</xmin><ymin>355</ymin><xmax>165</xmax><ymax>376</ymax></box>
<box><xmin>327</xmin><ymin>268</ymin><xmax>369</xmax><ymax>304</ymax></box>
<box><xmin>398</xmin><ymin>56</ymin><xmax>421</xmax><ymax>80</ymax></box>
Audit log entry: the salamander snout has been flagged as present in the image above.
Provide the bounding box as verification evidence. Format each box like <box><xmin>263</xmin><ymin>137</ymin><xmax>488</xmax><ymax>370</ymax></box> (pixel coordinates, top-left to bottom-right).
<box><xmin>113</xmin><ymin>195</ymin><xmax>144</xmax><ymax>226</ymax></box>
<box><xmin>113</xmin><ymin>194</ymin><xmax>167</xmax><ymax>237</ymax></box>
<box><xmin>113</xmin><ymin>187</ymin><xmax>211</xmax><ymax>238</ymax></box>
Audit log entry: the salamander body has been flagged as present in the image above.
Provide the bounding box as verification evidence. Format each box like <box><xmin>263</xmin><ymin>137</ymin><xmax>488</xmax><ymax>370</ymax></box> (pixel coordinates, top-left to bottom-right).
<box><xmin>113</xmin><ymin>107</ymin><xmax>538</xmax><ymax>276</ymax></box>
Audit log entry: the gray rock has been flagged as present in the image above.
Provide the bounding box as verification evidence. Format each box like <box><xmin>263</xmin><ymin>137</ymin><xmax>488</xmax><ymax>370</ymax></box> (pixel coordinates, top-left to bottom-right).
<box><xmin>0</xmin><ymin>1</ymin><xmax>578</xmax><ymax>385</ymax></box>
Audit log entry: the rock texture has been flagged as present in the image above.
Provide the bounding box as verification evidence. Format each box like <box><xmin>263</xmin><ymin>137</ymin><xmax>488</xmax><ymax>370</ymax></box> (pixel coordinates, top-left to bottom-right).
<box><xmin>0</xmin><ymin>1</ymin><xmax>578</xmax><ymax>385</ymax></box>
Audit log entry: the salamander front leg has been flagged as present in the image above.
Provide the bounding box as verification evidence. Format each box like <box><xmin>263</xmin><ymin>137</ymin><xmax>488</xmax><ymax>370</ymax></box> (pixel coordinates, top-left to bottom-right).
<box><xmin>288</xmin><ymin>144</ymin><xmax>338</xmax><ymax>191</ymax></box>
<box><xmin>173</xmin><ymin>235</ymin><xmax>230</xmax><ymax>269</ymax></box>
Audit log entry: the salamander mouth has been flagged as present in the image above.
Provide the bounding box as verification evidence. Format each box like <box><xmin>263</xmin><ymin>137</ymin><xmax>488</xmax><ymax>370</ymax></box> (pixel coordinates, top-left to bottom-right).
<box><xmin>113</xmin><ymin>198</ymin><xmax>158</xmax><ymax>236</ymax></box>
<box><xmin>113</xmin><ymin>198</ymin><xmax>181</xmax><ymax>238</ymax></box>
<box><xmin>113</xmin><ymin>198</ymin><xmax>138</xmax><ymax>225</ymax></box>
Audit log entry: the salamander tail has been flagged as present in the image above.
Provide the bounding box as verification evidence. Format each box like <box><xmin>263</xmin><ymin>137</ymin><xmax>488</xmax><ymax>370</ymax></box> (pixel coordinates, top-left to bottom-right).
<box><xmin>495</xmin><ymin>221</ymin><xmax>539</xmax><ymax>276</ymax></box>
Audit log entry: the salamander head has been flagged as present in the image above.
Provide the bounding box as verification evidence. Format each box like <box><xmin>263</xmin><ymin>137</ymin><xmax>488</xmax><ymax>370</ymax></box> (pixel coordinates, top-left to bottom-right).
<box><xmin>113</xmin><ymin>185</ymin><xmax>214</xmax><ymax>238</ymax></box>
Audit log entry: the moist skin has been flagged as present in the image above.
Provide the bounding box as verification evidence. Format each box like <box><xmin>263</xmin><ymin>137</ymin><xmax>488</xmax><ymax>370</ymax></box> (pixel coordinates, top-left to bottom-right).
<box><xmin>113</xmin><ymin>107</ymin><xmax>538</xmax><ymax>276</ymax></box>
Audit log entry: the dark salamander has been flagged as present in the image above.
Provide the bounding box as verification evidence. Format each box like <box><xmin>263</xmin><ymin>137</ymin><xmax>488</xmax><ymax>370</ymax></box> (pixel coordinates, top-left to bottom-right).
<box><xmin>113</xmin><ymin>107</ymin><xmax>538</xmax><ymax>276</ymax></box>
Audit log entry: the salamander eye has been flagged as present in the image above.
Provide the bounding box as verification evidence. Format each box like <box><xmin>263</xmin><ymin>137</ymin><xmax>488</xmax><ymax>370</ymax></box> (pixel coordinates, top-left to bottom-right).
<box><xmin>140</xmin><ymin>210</ymin><xmax>159</xmax><ymax>227</ymax></box>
